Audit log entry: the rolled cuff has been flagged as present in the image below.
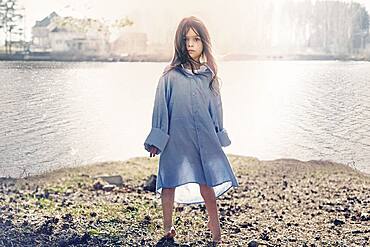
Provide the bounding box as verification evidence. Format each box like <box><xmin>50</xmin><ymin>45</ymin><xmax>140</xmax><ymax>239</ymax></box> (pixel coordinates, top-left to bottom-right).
<box><xmin>144</xmin><ymin>127</ymin><xmax>170</xmax><ymax>154</ymax></box>
<box><xmin>217</xmin><ymin>129</ymin><xmax>231</xmax><ymax>147</ymax></box>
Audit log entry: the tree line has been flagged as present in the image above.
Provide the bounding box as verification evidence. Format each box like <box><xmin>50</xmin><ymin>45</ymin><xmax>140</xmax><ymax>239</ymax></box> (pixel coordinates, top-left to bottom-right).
<box><xmin>278</xmin><ymin>0</ymin><xmax>370</xmax><ymax>55</ymax></box>
<box><xmin>0</xmin><ymin>0</ymin><xmax>23</xmax><ymax>54</ymax></box>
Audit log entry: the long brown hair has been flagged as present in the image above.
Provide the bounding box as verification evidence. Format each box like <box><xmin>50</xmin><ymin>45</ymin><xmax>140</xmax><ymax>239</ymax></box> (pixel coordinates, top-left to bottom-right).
<box><xmin>165</xmin><ymin>16</ymin><xmax>220</xmax><ymax>95</ymax></box>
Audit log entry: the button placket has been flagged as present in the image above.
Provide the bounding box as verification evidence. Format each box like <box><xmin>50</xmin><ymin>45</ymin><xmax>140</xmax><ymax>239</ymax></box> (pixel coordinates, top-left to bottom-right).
<box><xmin>191</xmin><ymin>77</ymin><xmax>201</xmax><ymax>151</ymax></box>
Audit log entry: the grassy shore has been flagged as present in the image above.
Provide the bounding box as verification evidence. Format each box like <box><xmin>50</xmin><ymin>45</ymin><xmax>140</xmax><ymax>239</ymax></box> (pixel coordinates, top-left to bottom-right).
<box><xmin>0</xmin><ymin>154</ymin><xmax>369</xmax><ymax>246</ymax></box>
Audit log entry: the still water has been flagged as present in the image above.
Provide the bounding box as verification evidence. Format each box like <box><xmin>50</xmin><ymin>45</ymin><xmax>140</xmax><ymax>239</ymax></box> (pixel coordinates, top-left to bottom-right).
<box><xmin>0</xmin><ymin>60</ymin><xmax>369</xmax><ymax>178</ymax></box>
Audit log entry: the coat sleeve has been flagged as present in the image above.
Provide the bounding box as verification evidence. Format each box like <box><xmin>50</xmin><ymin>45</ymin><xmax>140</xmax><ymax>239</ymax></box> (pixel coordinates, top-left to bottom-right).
<box><xmin>211</xmin><ymin>92</ymin><xmax>231</xmax><ymax>147</ymax></box>
<box><xmin>144</xmin><ymin>75</ymin><xmax>170</xmax><ymax>155</ymax></box>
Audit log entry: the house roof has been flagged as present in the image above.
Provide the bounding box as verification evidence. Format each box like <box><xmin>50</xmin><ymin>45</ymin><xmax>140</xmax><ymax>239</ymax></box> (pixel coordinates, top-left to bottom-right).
<box><xmin>34</xmin><ymin>11</ymin><xmax>59</xmax><ymax>28</ymax></box>
<box><xmin>50</xmin><ymin>27</ymin><xmax>68</xmax><ymax>33</ymax></box>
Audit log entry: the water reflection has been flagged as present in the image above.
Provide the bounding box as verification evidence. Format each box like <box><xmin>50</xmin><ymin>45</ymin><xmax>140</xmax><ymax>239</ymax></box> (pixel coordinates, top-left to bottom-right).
<box><xmin>0</xmin><ymin>61</ymin><xmax>369</xmax><ymax>177</ymax></box>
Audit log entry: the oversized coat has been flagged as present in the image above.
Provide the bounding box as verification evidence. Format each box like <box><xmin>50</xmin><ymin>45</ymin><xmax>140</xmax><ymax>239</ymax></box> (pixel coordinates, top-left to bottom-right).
<box><xmin>144</xmin><ymin>63</ymin><xmax>239</xmax><ymax>204</ymax></box>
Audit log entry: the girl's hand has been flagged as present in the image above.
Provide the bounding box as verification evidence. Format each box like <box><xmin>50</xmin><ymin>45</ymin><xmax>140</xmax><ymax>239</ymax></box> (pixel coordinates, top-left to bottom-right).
<box><xmin>149</xmin><ymin>146</ymin><xmax>158</xmax><ymax>157</ymax></box>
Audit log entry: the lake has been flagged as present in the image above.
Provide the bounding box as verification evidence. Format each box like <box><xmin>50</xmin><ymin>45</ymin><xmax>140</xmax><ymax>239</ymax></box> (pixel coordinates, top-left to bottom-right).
<box><xmin>0</xmin><ymin>60</ymin><xmax>369</xmax><ymax>178</ymax></box>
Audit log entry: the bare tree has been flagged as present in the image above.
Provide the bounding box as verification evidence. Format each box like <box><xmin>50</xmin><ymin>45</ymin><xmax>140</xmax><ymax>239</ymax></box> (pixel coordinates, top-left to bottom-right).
<box><xmin>0</xmin><ymin>0</ymin><xmax>24</xmax><ymax>54</ymax></box>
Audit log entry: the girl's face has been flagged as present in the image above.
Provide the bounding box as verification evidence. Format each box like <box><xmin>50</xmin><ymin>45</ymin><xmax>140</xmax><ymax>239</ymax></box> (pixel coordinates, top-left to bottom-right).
<box><xmin>185</xmin><ymin>28</ymin><xmax>203</xmax><ymax>62</ymax></box>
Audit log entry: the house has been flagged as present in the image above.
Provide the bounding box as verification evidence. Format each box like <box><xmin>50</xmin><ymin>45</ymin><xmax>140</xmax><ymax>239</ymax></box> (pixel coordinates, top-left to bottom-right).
<box><xmin>31</xmin><ymin>12</ymin><xmax>110</xmax><ymax>56</ymax></box>
<box><xmin>31</xmin><ymin>12</ymin><xmax>59</xmax><ymax>52</ymax></box>
<box><xmin>111</xmin><ymin>32</ymin><xmax>147</xmax><ymax>56</ymax></box>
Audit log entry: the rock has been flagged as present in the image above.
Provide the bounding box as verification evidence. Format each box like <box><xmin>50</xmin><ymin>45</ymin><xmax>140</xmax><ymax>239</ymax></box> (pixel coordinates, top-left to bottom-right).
<box><xmin>260</xmin><ymin>230</ymin><xmax>269</xmax><ymax>240</ymax></box>
<box><xmin>248</xmin><ymin>240</ymin><xmax>259</xmax><ymax>247</ymax></box>
<box><xmin>232</xmin><ymin>227</ymin><xmax>241</xmax><ymax>233</ymax></box>
<box><xmin>93</xmin><ymin>181</ymin><xmax>103</xmax><ymax>190</ymax></box>
<box><xmin>333</xmin><ymin>218</ymin><xmax>345</xmax><ymax>226</ymax></box>
<box><xmin>283</xmin><ymin>180</ymin><xmax>288</xmax><ymax>189</ymax></box>
<box><xmin>43</xmin><ymin>189</ymin><xmax>50</xmax><ymax>199</ymax></box>
<box><xmin>61</xmin><ymin>198</ymin><xmax>73</xmax><ymax>207</ymax></box>
<box><xmin>175</xmin><ymin>206</ymin><xmax>184</xmax><ymax>212</ymax></box>
<box><xmin>127</xmin><ymin>206</ymin><xmax>137</xmax><ymax>212</ymax></box>
<box><xmin>142</xmin><ymin>215</ymin><xmax>151</xmax><ymax>225</ymax></box>
<box><xmin>93</xmin><ymin>175</ymin><xmax>123</xmax><ymax>186</ymax></box>
<box><xmin>360</xmin><ymin>213</ymin><xmax>370</xmax><ymax>221</ymax></box>
<box><xmin>62</xmin><ymin>213</ymin><xmax>73</xmax><ymax>222</ymax></box>
<box><xmin>102</xmin><ymin>184</ymin><xmax>116</xmax><ymax>192</ymax></box>
<box><xmin>240</xmin><ymin>222</ymin><xmax>252</xmax><ymax>228</ymax></box>
<box><xmin>0</xmin><ymin>177</ymin><xmax>16</xmax><ymax>186</ymax></box>
<box><xmin>143</xmin><ymin>174</ymin><xmax>156</xmax><ymax>192</ymax></box>
<box><xmin>64</xmin><ymin>189</ymin><xmax>74</xmax><ymax>196</ymax></box>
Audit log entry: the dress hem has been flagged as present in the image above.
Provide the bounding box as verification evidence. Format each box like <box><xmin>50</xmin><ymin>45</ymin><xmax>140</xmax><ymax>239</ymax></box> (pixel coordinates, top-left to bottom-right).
<box><xmin>155</xmin><ymin>180</ymin><xmax>239</xmax><ymax>205</ymax></box>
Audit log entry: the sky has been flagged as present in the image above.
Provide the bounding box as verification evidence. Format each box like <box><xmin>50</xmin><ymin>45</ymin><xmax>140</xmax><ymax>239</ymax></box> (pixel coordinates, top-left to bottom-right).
<box><xmin>18</xmin><ymin>0</ymin><xmax>370</xmax><ymax>45</ymax></box>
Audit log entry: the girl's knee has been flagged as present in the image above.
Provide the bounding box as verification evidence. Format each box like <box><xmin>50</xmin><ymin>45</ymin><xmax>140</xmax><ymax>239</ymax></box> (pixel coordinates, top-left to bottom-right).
<box><xmin>162</xmin><ymin>188</ymin><xmax>175</xmax><ymax>193</ymax></box>
<box><xmin>199</xmin><ymin>184</ymin><xmax>214</xmax><ymax>197</ymax></box>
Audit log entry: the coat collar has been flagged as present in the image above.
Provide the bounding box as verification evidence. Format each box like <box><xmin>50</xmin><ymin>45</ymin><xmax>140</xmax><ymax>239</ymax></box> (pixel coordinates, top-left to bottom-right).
<box><xmin>179</xmin><ymin>63</ymin><xmax>214</xmax><ymax>77</ymax></box>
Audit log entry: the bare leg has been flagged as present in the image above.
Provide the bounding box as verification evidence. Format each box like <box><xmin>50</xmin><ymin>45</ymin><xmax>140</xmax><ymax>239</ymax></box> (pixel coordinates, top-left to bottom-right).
<box><xmin>199</xmin><ymin>184</ymin><xmax>221</xmax><ymax>242</ymax></box>
<box><xmin>161</xmin><ymin>188</ymin><xmax>176</xmax><ymax>233</ymax></box>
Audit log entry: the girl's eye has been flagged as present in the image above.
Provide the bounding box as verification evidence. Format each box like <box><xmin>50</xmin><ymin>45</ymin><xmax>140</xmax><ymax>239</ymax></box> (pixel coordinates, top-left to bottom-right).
<box><xmin>184</xmin><ymin>37</ymin><xmax>201</xmax><ymax>42</ymax></box>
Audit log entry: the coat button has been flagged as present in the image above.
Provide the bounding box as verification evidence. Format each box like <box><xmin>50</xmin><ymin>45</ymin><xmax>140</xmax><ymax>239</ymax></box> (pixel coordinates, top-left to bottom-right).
<box><xmin>192</xmin><ymin>92</ymin><xmax>196</xmax><ymax>96</ymax></box>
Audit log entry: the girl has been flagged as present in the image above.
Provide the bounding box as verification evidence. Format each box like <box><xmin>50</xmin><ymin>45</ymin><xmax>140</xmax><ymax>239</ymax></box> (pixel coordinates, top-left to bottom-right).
<box><xmin>144</xmin><ymin>16</ymin><xmax>239</xmax><ymax>245</ymax></box>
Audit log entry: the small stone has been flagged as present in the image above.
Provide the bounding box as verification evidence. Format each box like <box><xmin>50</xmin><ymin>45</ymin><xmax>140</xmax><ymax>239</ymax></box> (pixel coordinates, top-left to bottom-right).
<box><xmin>143</xmin><ymin>174</ymin><xmax>156</xmax><ymax>192</ymax></box>
<box><xmin>64</xmin><ymin>189</ymin><xmax>74</xmax><ymax>196</ymax></box>
<box><xmin>93</xmin><ymin>181</ymin><xmax>103</xmax><ymax>190</ymax></box>
<box><xmin>283</xmin><ymin>180</ymin><xmax>288</xmax><ymax>188</ymax></box>
<box><xmin>93</xmin><ymin>175</ymin><xmax>123</xmax><ymax>186</ymax></box>
<box><xmin>360</xmin><ymin>213</ymin><xmax>370</xmax><ymax>221</ymax></box>
<box><xmin>233</xmin><ymin>227</ymin><xmax>241</xmax><ymax>233</ymax></box>
<box><xmin>175</xmin><ymin>206</ymin><xmax>184</xmax><ymax>212</ymax></box>
<box><xmin>260</xmin><ymin>230</ymin><xmax>269</xmax><ymax>240</ymax></box>
<box><xmin>43</xmin><ymin>189</ymin><xmax>50</xmax><ymax>199</ymax></box>
<box><xmin>102</xmin><ymin>184</ymin><xmax>116</xmax><ymax>192</ymax></box>
<box><xmin>142</xmin><ymin>215</ymin><xmax>151</xmax><ymax>225</ymax></box>
<box><xmin>62</xmin><ymin>213</ymin><xmax>73</xmax><ymax>222</ymax></box>
<box><xmin>248</xmin><ymin>240</ymin><xmax>259</xmax><ymax>247</ymax></box>
<box><xmin>240</xmin><ymin>222</ymin><xmax>252</xmax><ymax>228</ymax></box>
<box><xmin>127</xmin><ymin>206</ymin><xmax>137</xmax><ymax>212</ymax></box>
<box><xmin>333</xmin><ymin>218</ymin><xmax>345</xmax><ymax>226</ymax></box>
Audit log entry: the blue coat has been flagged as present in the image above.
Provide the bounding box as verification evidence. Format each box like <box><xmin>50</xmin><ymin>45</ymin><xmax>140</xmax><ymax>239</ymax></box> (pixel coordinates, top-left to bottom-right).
<box><xmin>144</xmin><ymin>63</ymin><xmax>239</xmax><ymax>204</ymax></box>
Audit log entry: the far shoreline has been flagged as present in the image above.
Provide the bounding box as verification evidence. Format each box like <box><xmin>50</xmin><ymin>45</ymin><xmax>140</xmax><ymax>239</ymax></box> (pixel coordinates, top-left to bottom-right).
<box><xmin>1</xmin><ymin>53</ymin><xmax>370</xmax><ymax>63</ymax></box>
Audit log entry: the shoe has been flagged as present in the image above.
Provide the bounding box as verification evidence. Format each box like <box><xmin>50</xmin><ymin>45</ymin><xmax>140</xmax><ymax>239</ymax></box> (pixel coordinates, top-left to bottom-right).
<box><xmin>212</xmin><ymin>239</ymin><xmax>222</xmax><ymax>244</ymax></box>
<box><xmin>208</xmin><ymin>239</ymin><xmax>222</xmax><ymax>246</ymax></box>
<box><xmin>207</xmin><ymin>221</ymin><xmax>222</xmax><ymax>245</ymax></box>
<box><xmin>163</xmin><ymin>226</ymin><xmax>176</xmax><ymax>239</ymax></box>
